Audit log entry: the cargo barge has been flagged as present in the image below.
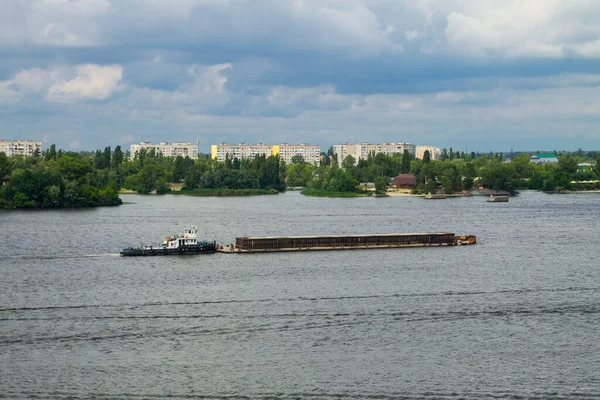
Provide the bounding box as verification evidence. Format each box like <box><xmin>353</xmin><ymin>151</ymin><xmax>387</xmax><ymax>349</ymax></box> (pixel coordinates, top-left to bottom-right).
<box><xmin>219</xmin><ymin>232</ymin><xmax>475</xmax><ymax>253</ymax></box>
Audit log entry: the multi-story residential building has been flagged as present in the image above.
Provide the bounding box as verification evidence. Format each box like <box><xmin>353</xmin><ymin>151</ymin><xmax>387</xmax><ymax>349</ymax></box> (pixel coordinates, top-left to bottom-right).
<box><xmin>333</xmin><ymin>143</ymin><xmax>363</xmax><ymax>164</ymax></box>
<box><xmin>333</xmin><ymin>142</ymin><xmax>416</xmax><ymax>164</ymax></box>
<box><xmin>130</xmin><ymin>142</ymin><xmax>198</xmax><ymax>159</ymax></box>
<box><xmin>211</xmin><ymin>143</ymin><xmax>320</xmax><ymax>164</ymax></box>
<box><xmin>360</xmin><ymin>142</ymin><xmax>416</xmax><ymax>159</ymax></box>
<box><xmin>0</xmin><ymin>140</ymin><xmax>42</xmax><ymax>157</ymax></box>
<box><xmin>211</xmin><ymin>143</ymin><xmax>274</xmax><ymax>162</ymax></box>
<box><xmin>416</xmin><ymin>145</ymin><xmax>441</xmax><ymax>160</ymax></box>
<box><xmin>273</xmin><ymin>144</ymin><xmax>320</xmax><ymax>164</ymax></box>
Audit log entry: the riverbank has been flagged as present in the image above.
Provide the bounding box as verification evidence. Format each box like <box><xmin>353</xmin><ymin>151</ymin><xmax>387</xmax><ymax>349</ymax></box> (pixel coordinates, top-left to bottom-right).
<box><xmin>170</xmin><ymin>188</ymin><xmax>278</xmax><ymax>196</ymax></box>
<box><xmin>120</xmin><ymin>185</ymin><xmax>279</xmax><ymax>196</ymax></box>
<box><xmin>301</xmin><ymin>188</ymin><xmax>373</xmax><ymax>197</ymax></box>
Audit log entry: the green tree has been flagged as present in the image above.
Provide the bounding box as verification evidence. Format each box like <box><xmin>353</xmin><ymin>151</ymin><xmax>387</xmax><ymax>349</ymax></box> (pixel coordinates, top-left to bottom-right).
<box><xmin>112</xmin><ymin>145</ymin><xmax>124</xmax><ymax>167</ymax></box>
<box><xmin>0</xmin><ymin>152</ymin><xmax>11</xmax><ymax>179</ymax></box>
<box><xmin>440</xmin><ymin>148</ymin><xmax>448</xmax><ymax>160</ymax></box>
<box><xmin>401</xmin><ymin>150</ymin><xmax>411</xmax><ymax>173</ymax></box>
<box><xmin>342</xmin><ymin>155</ymin><xmax>356</xmax><ymax>170</ymax></box>
<box><xmin>374</xmin><ymin>176</ymin><xmax>388</xmax><ymax>193</ymax></box>
<box><xmin>558</xmin><ymin>154</ymin><xmax>577</xmax><ymax>175</ymax></box>
<box><xmin>291</xmin><ymin>154</ymin><xmax>306</xmax><ymax>164</ymax></box>
<box><xmin>155</xmin><ymin>178</ymin><xmax>171</xmax><ymax>194</ymax></box>
<box><xmin>423</xmin><ymin>150</ymin><xmax>431</xmax><ymax>164</ymax></box>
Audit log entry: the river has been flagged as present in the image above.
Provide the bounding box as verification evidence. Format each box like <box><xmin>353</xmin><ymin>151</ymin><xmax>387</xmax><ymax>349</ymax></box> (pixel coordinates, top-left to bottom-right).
<box><xmin>1</xmin><ymin>191</ymin><xmax>599</xmax><ymax>399</ymax></box>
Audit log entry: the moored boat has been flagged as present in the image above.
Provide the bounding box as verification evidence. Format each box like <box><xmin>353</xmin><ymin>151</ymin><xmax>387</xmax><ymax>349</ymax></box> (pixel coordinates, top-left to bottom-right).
<box><xmin>120</xmin><ymin>226</ymin><xmax>216</xmax><ymax>256</ymax></box>
<box><xmin>424</xmin><ymin>192</ymin><xmax>447</xmax><ymax>199</ymax></box>
<box><xmin>487</xmin><ymin>194</ymin><xmax>509</xmax><ymax>202</ymax></box>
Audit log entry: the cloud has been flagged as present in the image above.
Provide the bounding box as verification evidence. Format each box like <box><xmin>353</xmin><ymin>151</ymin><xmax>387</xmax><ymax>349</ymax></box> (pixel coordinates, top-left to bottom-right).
<box><xmin>0</xmin><ymin>64</ymin><xmax>123</xmax><ymax>102</ymax></box>
<box><xmin>46</xmin><ymin>64</ymin><xmax>124</xmax><ymax>102</ymax></box>
<box><xmin>0</xmin><ymin>0</ymin><xmax>112</xmax><ymax>46</ymax></box>
<box><xmin>442</xmin><ymin>0</ymin><xmax>600</xmax><ymax>58</ymax></box>
<box><xmin>2</xmin><ymin>1</ymin><xmax>600</xmax><ymax>151</ymax></box>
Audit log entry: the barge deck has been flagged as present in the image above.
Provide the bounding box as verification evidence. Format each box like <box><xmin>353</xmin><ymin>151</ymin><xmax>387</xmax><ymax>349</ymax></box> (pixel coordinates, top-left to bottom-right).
<box><xmin>218</xmin><ymin>232</ymin><xmax>471</xmax><ymax>253</ymax></box>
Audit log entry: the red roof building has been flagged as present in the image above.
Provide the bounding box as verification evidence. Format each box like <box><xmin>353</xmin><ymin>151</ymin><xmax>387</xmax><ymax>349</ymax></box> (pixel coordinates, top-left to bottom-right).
<box><xmin>392</xmin><ymin>174</ymin><xmax>416</xmax><ymax>188</ymax></box>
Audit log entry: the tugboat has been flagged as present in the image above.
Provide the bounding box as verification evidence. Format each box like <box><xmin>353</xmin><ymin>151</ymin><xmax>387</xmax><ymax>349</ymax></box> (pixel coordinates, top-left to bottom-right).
<box><xmin>456</xmin><ymin>235</ymin><xmax>477</xmax><ymax>245</ymax></box>
<box><xmin>120</xmin><ymin>226</ymin><xmax>217</xmax><ymax>256</ymax></box>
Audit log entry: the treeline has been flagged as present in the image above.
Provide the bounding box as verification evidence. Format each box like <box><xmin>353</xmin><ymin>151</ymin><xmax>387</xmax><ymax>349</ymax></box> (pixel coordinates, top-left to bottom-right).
<box><xmin>292</xmin><ymin>148</ymin><xmax>600</xmax><ymax>194</ymax></box>
<box><xmin>0</xmin><ymin>145</ymin><xmax>121</xmax><ymax>208</ymax></box>
<box><xmin>118</xmin><ymin>147</ymin><xmax>285</xmax><ymax>193</ymax></box>
<box><xmin>2</xmin><ymin>144</ymin><xmax>599</xmax><ymax>208</ymax></box>
<box><xmin>0</xmin><ymin>144</ymin><xmax>287</xmax><ymax>208</ymax></box>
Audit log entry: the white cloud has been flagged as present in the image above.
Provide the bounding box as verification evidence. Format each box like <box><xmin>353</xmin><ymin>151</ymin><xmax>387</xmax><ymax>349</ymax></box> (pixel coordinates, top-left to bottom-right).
<box><xmin>442</xmin><ymin>0</ymin><xmax>600</xmax><ymax>58</ymax></box>
<box><xmin>0</xmin><ymin>64</ymin><xmax>123</xmax><ymax>102</ymax></box>
<box><xmin>45</xmin><ymin>64</ymin><xmax>123</xmax><ymax>102</ymax></box>
<box><xmin>0</xmin><ymin>0</ymin><xmax>111</xmax><ymax>46</ymax></box>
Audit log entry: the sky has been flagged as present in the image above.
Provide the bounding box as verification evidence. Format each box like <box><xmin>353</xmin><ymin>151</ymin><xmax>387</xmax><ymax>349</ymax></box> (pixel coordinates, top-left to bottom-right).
<box><xmin>1</xmin><ymin>0</ymin><xmax>600</xmax><ymax>153</ymax></box>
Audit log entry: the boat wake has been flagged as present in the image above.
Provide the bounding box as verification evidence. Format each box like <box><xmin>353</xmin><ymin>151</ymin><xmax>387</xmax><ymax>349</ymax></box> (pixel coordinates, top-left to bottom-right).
<box><xmin>2</xmin><ymin>253</ymin><xmax>121</xmax><ymax>260</ymax></box>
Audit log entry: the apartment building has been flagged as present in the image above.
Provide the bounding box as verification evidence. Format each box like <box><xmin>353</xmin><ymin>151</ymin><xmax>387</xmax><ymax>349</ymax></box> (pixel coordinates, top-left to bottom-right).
<box><xmin>415</xmin><ymin>145</ymin><xmax>441</xmax><ymax>160</ymax></box>
<box><xmin>130</xmin><ymin>142</ymin><xmax>198</xmax><ymax>159</ymax></box>
<box><xmin>332</xmin><ymin>143</ymin><xmax>363</xmax><ymax>164</ymax></box>
<box><xmin>273</xmin><ymin>144</ymin><xmax>320</xmax><ymax>164</ymax></box>
<box><xmin>211</xmin><ymin>143</ymin><xmax>320</xmax><ymax>164</ymax></box>
<box><xmin>333</xmin><ymin>142</ymin><xmax>416</xmax><ymax>164</ymax></box>
<box><xmin>0</xmin><ymin>140</ymin><xmax>42</xmax><ymax>157</ymax></box>
<box><xmin>211</xmin><ymin>143</ymin><xmax>273</xmax><ymax>162</ymax></box>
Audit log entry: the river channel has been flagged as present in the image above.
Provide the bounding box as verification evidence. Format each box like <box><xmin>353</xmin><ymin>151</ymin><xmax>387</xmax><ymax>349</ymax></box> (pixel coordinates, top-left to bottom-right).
<box><xmin>1</xmin><ymin>191</ymin><xmax>599</xmax><ymax>399</ymax></box>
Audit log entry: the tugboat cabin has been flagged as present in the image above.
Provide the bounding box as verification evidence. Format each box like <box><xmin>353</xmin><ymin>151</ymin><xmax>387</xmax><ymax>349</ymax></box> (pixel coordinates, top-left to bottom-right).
<box><xmin>164</xmin><ymin>227</ymin><xmax>198</xmax><ymax>249</ymax></box>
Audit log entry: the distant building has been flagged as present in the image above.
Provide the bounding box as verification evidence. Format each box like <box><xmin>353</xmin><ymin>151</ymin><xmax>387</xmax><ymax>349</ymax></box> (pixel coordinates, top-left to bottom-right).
<box><xmin>130</xmin><ymin>142</ymin><xmax>198</xmax><ymax>159</ymax></box>
<box><xmin>577</xmin><ymin>162</ymin><xmax>594</xmax><ymax>170</ymax></box>
<box><xmin>530</xmin><ymin>153</ymin><xmax>558</xmax><ymax>164</ymax></box>
<box><xmin>0</xmin><ymin>140</ymin><xmax>42</xmax><ymax>157</ymax></box>
<box><xmin>392</xmin><ymin>174</ymin><xmax>417</xmax><ymax>188</ymax></box>
<box><xmin>211</xmin><ymin>143</ymin><xmax>320</xmax><ymax>164</ymax></box>
<box><xmin>415</xmin><ymin>145</ymin><xmax>441</xmax><ymax>160</ymax></box>
<box><xmin>333</xmin><ymin>142</ymin><xmax>416</xmax><ymax>165</ymax></box>
<box><xmin>273</xmin><ymin>144</ymin><xmax>321</xmax><ymax>164</ymax></box>
<box><xmin>333</xmin><ymin>143</ymin><xmax>363</xmax><ymax>164</ymax></box>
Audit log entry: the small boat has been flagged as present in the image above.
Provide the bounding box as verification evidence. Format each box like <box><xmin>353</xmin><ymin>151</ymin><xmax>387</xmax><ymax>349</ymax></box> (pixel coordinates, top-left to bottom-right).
<box><xmin>424</xmin><ymin>192</ymin><xmax>447</xmax><ymax>199</ymax></box>
<box><xmin>456</xmin><ymin>235</ymin><xmax>477</xmax><ymax>245</ymax></box>
<box><xmin>120</xmin><ymin>226</ymin><xmax>216</xmax><ymax>256</ymax></box>
<box><xmin>487</xmin><ymin>194</ymin><xmax>509</xmax><ymax>202</ymax></box>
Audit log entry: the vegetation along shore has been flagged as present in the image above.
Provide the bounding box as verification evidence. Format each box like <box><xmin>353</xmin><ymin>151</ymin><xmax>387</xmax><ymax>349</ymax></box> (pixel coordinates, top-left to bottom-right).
<box><xmin>1</xmin><ymin>145</ymin><xmax>599</xmax><ymax>208</ymax></box>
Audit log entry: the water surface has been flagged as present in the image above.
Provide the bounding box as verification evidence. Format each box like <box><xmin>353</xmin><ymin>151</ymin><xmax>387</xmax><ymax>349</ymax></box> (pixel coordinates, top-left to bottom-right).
<box><xmin>1</xmin><ymin>191</ymin><xmax>599</xmax><ymax>398</ymax></box>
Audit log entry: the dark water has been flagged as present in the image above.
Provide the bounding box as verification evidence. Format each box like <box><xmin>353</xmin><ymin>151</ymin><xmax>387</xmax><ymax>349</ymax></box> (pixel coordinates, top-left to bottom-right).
<box><xmin>1</xmin><ymin>191</ymin><xmax>599</xmax><ymax>399</ymax></box>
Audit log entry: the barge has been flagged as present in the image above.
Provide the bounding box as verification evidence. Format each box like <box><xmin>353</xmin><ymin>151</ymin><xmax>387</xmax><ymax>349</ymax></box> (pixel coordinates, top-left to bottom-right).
<box><xmin>120</xmin><ymin>226</ymin><xmax>216</xmax><ymax>256</ymax></box>
<box><xmin>221</xmin><ymin>232</ymin><xmax>474</xmax><ymax>253</ymax></box>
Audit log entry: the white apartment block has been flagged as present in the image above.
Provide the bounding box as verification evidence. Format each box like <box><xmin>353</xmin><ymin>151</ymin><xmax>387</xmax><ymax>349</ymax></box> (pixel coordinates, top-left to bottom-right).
<box><xmin>0</xmin><ymin>140</ymin><xmax>42</xmax><ymax>157</ymax></box>
<box><xmin>130</xmin><ymin>142</ymin><xmax>198</xmax><ymax>159</ymax></box>
<box><xmin>211</xmin><ymin>143</ymin><xmax>320</xmax><ymax>164</ymax></box>
<box><xmin>333</xmin><ymin>142</ymin><xmax>416</xmax><ymax>164</ymax></box>
<box><xmin>275</xmin><ymin>144</ymin><xmax>320</xmax><ymax>164</ymax></box>
<box><xmin>333</xmin><ymin>143</ymin><xmax>363</xmax><ymax>164</ymax></box>
<box><xmin>415</xmin><ymin>145</ymin><xmax>441</xmax><ymax>160</ymax></box>
<box><xmin>211</xmin><ymin>143</ymin><xmax>274</xmax><ymax>162</ymax></box>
